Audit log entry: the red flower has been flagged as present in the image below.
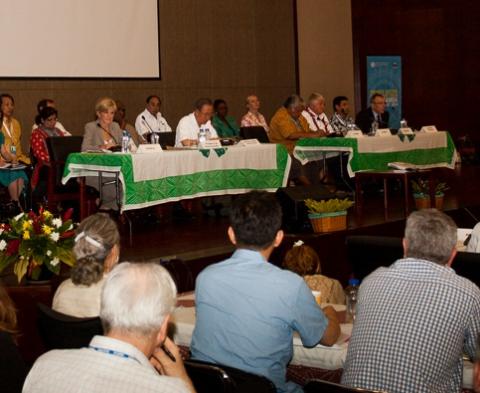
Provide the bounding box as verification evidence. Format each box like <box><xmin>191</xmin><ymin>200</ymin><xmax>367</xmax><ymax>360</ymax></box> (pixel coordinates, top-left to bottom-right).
<box><xmin>6</xmin><ymin>239</ymin><xmax>20</xmax><ymax>256</ymax></box>
<box><xmin>60</xmin><ymin>230</ymin><xmax>75</xmax><ymax>239</ymax></box>
<box><xmin>63</xmin><ymin>208</ymin><xmax>74</xmax><ymax>221</ymax></box>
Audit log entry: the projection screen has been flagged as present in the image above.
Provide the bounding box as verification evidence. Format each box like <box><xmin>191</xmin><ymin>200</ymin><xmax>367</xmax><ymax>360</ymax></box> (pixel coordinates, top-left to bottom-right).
<box><xmin>0</xmin><ymin>0</ymin><xmax>159</xmax><ymax>78</ymax></box>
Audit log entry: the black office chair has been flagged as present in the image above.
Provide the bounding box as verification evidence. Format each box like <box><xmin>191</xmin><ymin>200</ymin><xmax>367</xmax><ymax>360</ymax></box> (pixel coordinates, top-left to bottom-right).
<box><xmin>304</xmin><ymin>379</ymin><xmax>388</xmax><ymax>393</ymax></box>
<box><xmin>345</xmin><ymin>236</ymin><xmax>403</xmax><ymax>281</ymax></box>
<box><xmin>239</xmin><ymin>126</ymin><xmax>269</xmax><ymax>143</ymax></box>
<box><xmin>185</xmin><ymin>359</ymin><xmax>276</xmax><ymax>393</ymax></box>
<box><xmin>37</xmin><ymin>303</ymin><xmax>103</xmax><ymax>350</ymax></box>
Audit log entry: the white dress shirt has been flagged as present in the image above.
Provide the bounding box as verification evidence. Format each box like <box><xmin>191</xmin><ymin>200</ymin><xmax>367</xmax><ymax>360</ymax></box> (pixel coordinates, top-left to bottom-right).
<box><xmin>302</xmin><ymin>108</ymin><xmax>334</xmax><ymax>134</ymax></box>
<box><xmin>135</xmin><ymin>109</ymin><xmax>172</xmax><ymax>135</ymax></box>
<box><xmin>175</xmin><ymin>112</ymin><xmax>217</xmax><ymax>147</ymax></box>
<box><xmin>23</xmin><ymin>335</ymin><xmax>190</xmax><ymax>393</ymax></box>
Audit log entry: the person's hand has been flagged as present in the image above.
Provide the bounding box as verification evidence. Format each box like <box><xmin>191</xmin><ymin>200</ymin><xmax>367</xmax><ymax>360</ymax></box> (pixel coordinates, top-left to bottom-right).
<box><xmin>182</xmin><ymin>139</ymin><xmax>198</xmax><ymax>147</ymax></box>
<box><xmin>322</xmin><ymin>305</ymin><xmax>339</xmax><ymax>321</ymax></box>
<box><xmin>10</xmin><ymin>154</ymin><xmax>18</xmax><ymax>165</ymax></box>
<box><xmin>150</xmin><ymin>337</ymin><xmax>196</xmax><ymax>392</ymax></box>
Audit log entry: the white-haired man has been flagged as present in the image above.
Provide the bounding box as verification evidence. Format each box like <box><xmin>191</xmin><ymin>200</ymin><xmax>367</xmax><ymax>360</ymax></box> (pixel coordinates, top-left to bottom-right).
<box><xmin>342</xmin><ymin>209</ymin><xmax>480</xmax><ymax>393</ymax></box>
<box><xmin>301</xmin><ymin>93</ymin><xmax>335</xmax><ymax>136</ymax></box>
<box><xmin>23</xmin><ymin>263</ymin><xmax>196</xmax><ymax>393</ymax></box>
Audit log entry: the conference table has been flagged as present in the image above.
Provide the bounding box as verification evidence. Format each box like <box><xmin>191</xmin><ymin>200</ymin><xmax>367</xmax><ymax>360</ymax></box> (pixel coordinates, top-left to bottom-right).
<box><xmin>62</xmin><ymin>144</ymin><xmax>291</xmax><ymax>218</ymax></box>
<box><xmin>293</xmin><ymin>131</ymin><xmax>457</xmax><ymax>177</ymax></box>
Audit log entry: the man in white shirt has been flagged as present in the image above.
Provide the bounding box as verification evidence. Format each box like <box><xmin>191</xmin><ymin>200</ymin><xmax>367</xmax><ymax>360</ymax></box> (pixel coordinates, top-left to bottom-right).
<box><xmin>135</xmin><ymin>95</ymin><xmax>172</xmax><ymax>136</ymax></box>
<box><xmin>301</xmin><ymin>93</ymin><xmax>335</xmax><ymax>136</ymax></box>
<box><xmin>23</xmin><ymin>262</ymin><xmax>196</xmax><ymax>393</ymax></box>
<box><xmin>175</xmin><ymin>98</ymin><xmax>218</xmax><ymax>147</ymax></box>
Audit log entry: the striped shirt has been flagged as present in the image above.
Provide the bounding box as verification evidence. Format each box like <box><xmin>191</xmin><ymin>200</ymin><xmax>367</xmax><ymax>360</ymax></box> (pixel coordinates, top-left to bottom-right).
<box><xmin>341</xmin><ymin>258</ymin><xmax>480</xmax><ymax>393</ymax></box>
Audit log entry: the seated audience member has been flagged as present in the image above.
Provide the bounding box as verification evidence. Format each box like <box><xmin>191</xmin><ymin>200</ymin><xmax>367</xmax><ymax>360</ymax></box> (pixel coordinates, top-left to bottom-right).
<box><xmin>467</xmin><ymin>222</ymin><xmax>480</xmax><ymax>253</ymax></box>
<box><xmin>355</xmin><ymin>93</ymin><xmax>389</xmax><ymax>134</ymax></box>
<box><xmin>135</xmin><ymin>95</ymin><xmax>172</xmax><ymax>136</ymax></box>
<box><xmin>283</xmin><ymin>241</ymin><xmax>345</xmax><ymax>304</ymax></box>
<box><xmin>175</xmin><ymin>98</ymin><xmax>218</xmax><ymax>147</ymax></box>
<box><xmin>24</xmin><ymin>262</ymin><xmax>196</xmax><ymax>393</ymax></box>
<box><xmin>211</xmin><ymin>99</ymin><xmax>239</xmax><ymax>138</ymax></box>
<box><xmin>52</xmin><ymin>213</ymin><xmax>120</xmax><ymax>318</ymax></box>
<box><xmin>82</xmin><ymin>97</ymin><xmax>122</xmax><ymax>210</ymax></box>
<box><xmin>0</xmin><ymin>93</ymin><xmax>30</xmax><ymax>164</ymax></box>
<box><xmin>0</xmin><ymin>109</ymin><xmax>27</xmax><ymax>209</ymax></box>
<box><xmin>269</xmin><ymin>95</ymin><xmax>320</xmax><ymax>185</ymax></box>
<box><xmin>240</xmin><ymin>94</ymin><xmax>269</xmax><ymax>131</ymax></box>
<box><xmin>114</xmin><ymin>100</ymin><xmax>145</xmax><ymax>147</ymax></box>
<box><xmin>301</xmin><ymin>93</ymin><xmax>335</xmax><ymax>135</ymax></box>
<box><xmin>32</xmin><ymin>98</ymin><xmax>70</xmax><ymax>135</ymax></box>
<box><xmin>191</xmin><ymin>191</ymin><xmax>340</xmax><ymax>393</ymax></box>
<box><xmin>342</xmin><ymin>209</ymin><xmax>480</xmax><ymax>393</ymax></box>
<box><xmin>30</xmin><ymin>107</ymin><xmax>69</xmax><ymax>191</ymax></box>
<box><xmin>0</xmin><ymin>283</ymin><xmax>27</xmax><ymax>393</ymax></box>
<box><xmin>330</xmin><ymin>96</ymin><xmax>355</xmax><ymax>135</ymax></box>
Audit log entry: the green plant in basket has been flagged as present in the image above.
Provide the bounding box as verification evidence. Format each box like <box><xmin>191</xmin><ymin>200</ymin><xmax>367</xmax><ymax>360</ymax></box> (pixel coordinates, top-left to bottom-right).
<box><xmin>411</xmin><ymin>179</ymin><xmax>449</xmax><ymax>198</ymax></box>
<box><xmin>305</xmin><ymin>198</ymin><xmax>354</xmax><ymax>214</ymax></box>
<box><xmin>0</xmin><ymin>208</ymin><xmax>76</xmax><ymax>282</ymax></box>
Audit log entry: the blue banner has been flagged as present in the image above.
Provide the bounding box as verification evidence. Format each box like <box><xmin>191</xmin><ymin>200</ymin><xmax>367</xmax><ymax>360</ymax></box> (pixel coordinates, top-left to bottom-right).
<box><xmin>367</xmin><ymin>56</ymin><xmax>402</xmax><ymax>129</ymax></box>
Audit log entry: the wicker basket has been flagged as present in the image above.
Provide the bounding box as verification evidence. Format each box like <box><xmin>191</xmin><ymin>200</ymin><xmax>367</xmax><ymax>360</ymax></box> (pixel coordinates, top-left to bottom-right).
<box><xmin>308</xmin><ymin>211</ymin><xmax>347</xmax><ymax>233</ymax></box>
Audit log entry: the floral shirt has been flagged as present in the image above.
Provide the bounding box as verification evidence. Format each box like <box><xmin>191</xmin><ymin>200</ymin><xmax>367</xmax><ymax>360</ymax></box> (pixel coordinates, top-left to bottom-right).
<box><xmin>240</xmin><ymin>111</ymin><xmax>269</xmax><ymax>132</ymax></box>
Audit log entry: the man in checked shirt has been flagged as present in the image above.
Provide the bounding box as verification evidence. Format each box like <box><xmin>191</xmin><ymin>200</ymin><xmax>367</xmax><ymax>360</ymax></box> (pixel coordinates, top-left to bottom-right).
<box><xmin>342</xmin><ymin>209</ymin><xmax>480</xmax><ymax>393</ymax></box>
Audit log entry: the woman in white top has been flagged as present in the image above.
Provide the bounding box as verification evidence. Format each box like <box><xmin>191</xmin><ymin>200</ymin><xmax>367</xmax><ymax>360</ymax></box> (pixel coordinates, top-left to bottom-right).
<box><xmin>52</xmin><ymin>213</ymin><xmax>120</xmax><ymax>318</ymax></box>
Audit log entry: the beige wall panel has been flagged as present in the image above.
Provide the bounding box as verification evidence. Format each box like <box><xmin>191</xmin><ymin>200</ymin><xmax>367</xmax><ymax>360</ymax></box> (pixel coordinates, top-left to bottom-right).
<box><xmin>297</xmin><ymin>0</ymin><xmax>355</xmax><ymax>117</ymax></box>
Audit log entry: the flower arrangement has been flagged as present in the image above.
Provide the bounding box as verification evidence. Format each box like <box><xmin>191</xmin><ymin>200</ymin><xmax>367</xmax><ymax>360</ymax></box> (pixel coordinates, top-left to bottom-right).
<box><xmin>0</xmin><ymin>208</ymin><xmax>76</xmax><ymax>282</ymax></box>
<box><xmin>305</xmin><ymin>198</ymin><xmax>354</xmax><ymax>214</ymax></box>
<box><xmin>411</xmin><ymin>179</ymin><xmax>449</xmax><ymax>198</ymax></box>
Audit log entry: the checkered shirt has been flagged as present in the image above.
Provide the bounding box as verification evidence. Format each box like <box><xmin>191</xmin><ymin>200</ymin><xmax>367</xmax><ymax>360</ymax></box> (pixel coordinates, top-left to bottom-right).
<box><xmin>330</xmin><ymin>113</ymin><xmax>354</xmax><ymax>135</ymax></box>
<box><xmin>341</xmin><ymin>258</ymin><xmax>480</xmax><ymax>393</ymax></box>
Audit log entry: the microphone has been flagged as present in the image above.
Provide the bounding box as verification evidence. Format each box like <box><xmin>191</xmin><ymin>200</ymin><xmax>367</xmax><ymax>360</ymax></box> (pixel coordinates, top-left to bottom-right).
<box><xmin>141</xmin><ymin>115</ymin><xmax>156</xmax><ymax>134</ymax></box>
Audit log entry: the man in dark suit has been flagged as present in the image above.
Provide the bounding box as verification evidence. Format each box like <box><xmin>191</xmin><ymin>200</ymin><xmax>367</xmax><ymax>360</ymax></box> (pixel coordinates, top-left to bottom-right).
<box><xmin>355</xmin><ymin>93</ymin><xmax>390</xmax><ymax>133</ymax></box>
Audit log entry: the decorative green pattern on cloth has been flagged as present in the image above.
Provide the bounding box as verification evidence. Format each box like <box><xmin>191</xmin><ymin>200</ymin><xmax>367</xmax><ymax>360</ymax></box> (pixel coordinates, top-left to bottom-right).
<box><xmin>63</xmin><ymin>145</ymin><xmax>290</xmax><ymax>211</ymax></box>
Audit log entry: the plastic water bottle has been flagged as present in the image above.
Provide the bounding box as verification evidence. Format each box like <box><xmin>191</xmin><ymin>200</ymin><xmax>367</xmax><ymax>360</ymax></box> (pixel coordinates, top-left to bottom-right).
<box><xmin>121</xmin><ymin>130</ymin><xmax>130</xmax><ymax>153</ymax></box>
<box><xmin>205</xmin><ymin>128</ymin><xmax>211</xmax><ymax>140</ymax></box>
<box><xmin>198</xmin><ymin>127</ymin><xmax>206</xmax><ymax>146</ymax></box>
<box><xmin>371</xmin><ymin>120</ymin><xmax>378</xmax><ymax>135</ymax></box>
<box><xmin>345</xmin><ymin>278</ymin><xmax>360</xmax><ymax>322</ymax></box>
<box><xmin>400</xmin><ymin>118</ymin><xmax>408</xmax><ymax>129</ymax></box>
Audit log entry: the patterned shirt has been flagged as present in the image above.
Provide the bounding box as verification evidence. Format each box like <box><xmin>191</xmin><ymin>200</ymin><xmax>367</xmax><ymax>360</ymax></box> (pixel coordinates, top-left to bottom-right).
<box><xmin>240</xmin><ymin>111</ymin><xmax>269</xmax><ymax>131</ymax></box>
<box><xmin>23</xmin><ymin>335</ymin><xmax>190</xmax><ymax>393</ymax></box>
<box><xmin>302</xmin><ymin>109</ymin><xmax>334</xmax><ymax>135</ymax></box>
<box><xmin>341</xmin><ymin>258</ymin><xmax>480</xmax><ymax>393</ymax></box>
<box><xmin>330</xmin><ymin>113</ymin><xmax>355</xmax><ymax>135</ymax></box>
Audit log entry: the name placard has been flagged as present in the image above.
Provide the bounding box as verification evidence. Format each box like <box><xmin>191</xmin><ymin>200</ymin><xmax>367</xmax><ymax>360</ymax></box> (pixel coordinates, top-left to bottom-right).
<box><xmin>345</xmin><ymin>130</ymin><xmax>364</xmax><ymax>139</ymax></box>
<box><xmin>238</xmin><ymin>138</ymin><xmax>261</xmax><ymax>146</ymax></box>
<box><xmin>200</xmin><ymin>139</ymin><xmax>222</xmax><ymax>149</ymax></box>
<box><xmin>420</xmin><ymin>125</ymin><xmax>438</xmax><ymax>133</ymax></box>
<box><xmin>375</xmin><ymin>128</ymin><xmax>392</xmax><ymax>137</ymax></box>
<box><xmin>136</xmin><ymin>144</ymin><xmax>163</xmax><ymax>154</ymax></box>
<box><xmin>398</xmin><ymin>127</ymin><xmax>414</xmax><ymax>135</ymax></box>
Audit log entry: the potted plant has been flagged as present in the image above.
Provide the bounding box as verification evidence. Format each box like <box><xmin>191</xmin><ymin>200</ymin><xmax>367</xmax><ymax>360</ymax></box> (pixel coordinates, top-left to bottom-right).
<box><xmin>305</xmin><ymin>198</ymin><xmax>354</xmax><ymax>233</ymax></box>
<box><xmin>411</xmin><ymin>179</ymin><xmax>448</xmax><ymax>210</ymax></box>
<box><xmin>0</xmin><ymin>208</ymin><xmax>76</xmax><ymax>283</ymax></box>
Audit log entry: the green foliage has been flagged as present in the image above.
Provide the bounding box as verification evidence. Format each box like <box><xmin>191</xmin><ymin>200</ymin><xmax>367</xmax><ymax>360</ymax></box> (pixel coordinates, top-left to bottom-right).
<box><xmin>411</xmin><ymin>179</ymin><xmax>449</xmax><ymax>197</ymax></box>
<box><xmin>304</xmin><ymin>198</ymin><xmax>354</xmax><ymax>214</ymax></box>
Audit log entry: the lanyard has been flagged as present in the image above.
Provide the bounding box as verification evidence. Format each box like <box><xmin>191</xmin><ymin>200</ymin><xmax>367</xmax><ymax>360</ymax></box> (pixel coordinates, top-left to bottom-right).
<box><xmin>97</xmin><ymin>123</ymin><xmax>116</xmax><ymax>144</ymax></box>
<box><xmin>2</xmin><ymin>120</ymin><xmax>14</xmax><ymax>140</ymax></box>
<box><xmin>307</xmin><ymin>109</ymin><xmax>324</xmax><ymax>132</ymax></box>
<box><xmin>89</xmin><ymin>345</ymin><xmax>141</xmax><ymax>364</ymax></box>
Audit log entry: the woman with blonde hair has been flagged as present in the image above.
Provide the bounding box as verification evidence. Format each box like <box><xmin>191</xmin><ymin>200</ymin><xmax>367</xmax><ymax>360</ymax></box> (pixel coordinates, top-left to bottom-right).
<box><xmin>283</xmin><ymin>241</ymin><xmax>345</xmax><ymax>304</ymax></box>
<box><xmin>52</xmin><ymin>213</ymin><xmax>120</xmax><ymax>317</ymax></box>
<box><xmin>0</xmin><ymin>283</ymin><xmax>27</xmax><ymax>392</ymax></box>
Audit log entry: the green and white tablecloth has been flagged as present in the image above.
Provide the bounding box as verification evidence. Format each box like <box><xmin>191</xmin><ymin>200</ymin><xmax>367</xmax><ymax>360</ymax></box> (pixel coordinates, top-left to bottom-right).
<box><xmin>293</xmin><ymin>131</ymin><xmax>457</xmax><ymax>177</ymax></box>
<box><xmin>62</xmin><ymin>144</ymin><xmax>291</xmax><ymax>211</ymax></box>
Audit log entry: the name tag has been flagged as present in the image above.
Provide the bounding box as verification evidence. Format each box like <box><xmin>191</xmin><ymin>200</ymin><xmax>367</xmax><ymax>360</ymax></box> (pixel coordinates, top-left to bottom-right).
<box><xmin>238</xmin><ymin>138</ymin><xmax>261</xmax><ymax>146</ymax></box>
<box><xmin>136</xmin><ymin>144</ymin><xmax>163</xmax><ymax>154</ymax></box>
<box><xmin>375</xmin><ymin>128</ymin><xmax>392</xmax><ymax>137</ymax></box>
<box><xmin>399</xmin><ymin>127</ymin><xmax>414</xmax><ymax>135</ymax></box>
<box><xmin>345</xmin><ymin>130</ymin><xmax>364</xmax><ymax>138</ymax></box>
<box><xmin>200</xmin><ymin>139</ymin><xmax>222</xmax><ymax>148</ymax></box>
<box><xmin>420</xmin><ymin>125</ymin><xmax>438</xmax><ymax>133</ymax></box>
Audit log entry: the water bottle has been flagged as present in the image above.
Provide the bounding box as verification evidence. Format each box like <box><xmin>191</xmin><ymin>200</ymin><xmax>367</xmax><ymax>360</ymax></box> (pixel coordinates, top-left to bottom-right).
<box><xmin>400</xmin><ymin>118</ymin><xmax>408</xmax><ymax>129</ymax></box>
<box><xmin>371</xmin><ymin>120</ymin><xmax>378</xmax><ymax>135</ymax></box>
<box><xmin>152</xmin><ymin>132</ymin><xmax>160</xmax><ymax>145</ymax></box>
<box><xmin>198</xmin><ymin>127</ymin><xmax>206</xmax><ymax>146</ymax></box>
<box><xmin>121</xmin><ymin>130</ymin><xmax>130</xmax><ymax>153</ymax></box>
<box><xmin>205</xmin><ymin>127</ymin><xmax>211</xmax><ymax>140</ymax></box>
<box><xmin>345</xmin><ymin>278</ymin><xmax>360</xmax><ymax>323</ymax></box>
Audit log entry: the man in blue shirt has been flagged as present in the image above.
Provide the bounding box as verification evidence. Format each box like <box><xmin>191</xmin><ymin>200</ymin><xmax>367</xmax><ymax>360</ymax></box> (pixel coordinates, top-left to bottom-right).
<box><xmin>191</xmin><ymin>191</ymin><xmax>340</xmax><ymax>393</ymax></box>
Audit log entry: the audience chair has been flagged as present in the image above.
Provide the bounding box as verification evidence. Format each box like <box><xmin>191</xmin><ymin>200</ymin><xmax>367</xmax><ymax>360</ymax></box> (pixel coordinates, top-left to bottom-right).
<box><xmin>345</xmin><ymin>235</ymin><xmax>403</xmax><ymax>281</ymax></box>
<box><xmin>304</xmin><ymin>379</ymin><xmax>387</xmax><ymax>392</ymax></box>
<box><xmin>44</xmin><ymin>136</ymin><xmax>96</xmax><ymax>214</ymax></box>
<box><xmin>37</xmin><ymin>303</ymin><xmax>103</xmax><ymax>350</ymax></box>
<box><xmin>185</xmin><ymin>359</ymin><xmax>276</xmax><ymax>393</ymax></box>
<box><xmin>239</xmin><ymin>126</ymin><xmax>269</xmax><ymax>143</ymax></box>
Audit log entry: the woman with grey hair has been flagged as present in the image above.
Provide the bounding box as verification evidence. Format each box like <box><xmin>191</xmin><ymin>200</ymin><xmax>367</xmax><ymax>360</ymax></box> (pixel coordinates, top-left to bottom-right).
<box><xmin>52</xmin><ymin>213</ymin><xmax>120</xmax><ymax>317</ymax></box>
